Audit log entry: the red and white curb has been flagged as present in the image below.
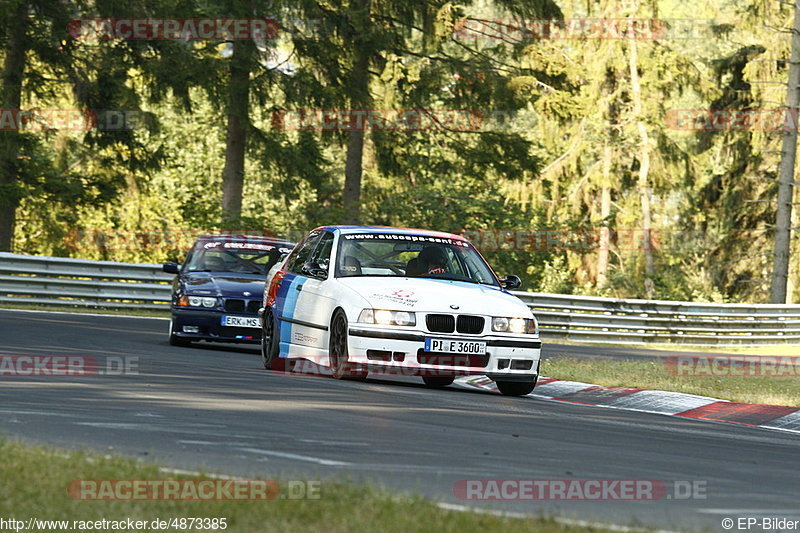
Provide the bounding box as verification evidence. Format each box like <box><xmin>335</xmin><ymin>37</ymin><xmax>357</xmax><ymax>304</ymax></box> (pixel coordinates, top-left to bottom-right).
<box><xmin>454</xmin><ymin>376</ymin><xmax>800</xmax><ymax>435</ymax></box>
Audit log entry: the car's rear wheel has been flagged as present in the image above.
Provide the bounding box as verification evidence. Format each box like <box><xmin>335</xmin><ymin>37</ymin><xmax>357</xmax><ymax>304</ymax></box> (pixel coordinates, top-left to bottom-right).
<box><xmin>422</xmin><ymin>376</ymin><xmax>454</xmax><ymax>388</ymax></box>
<box><xmin>495</xmin><ymin>378</ymin><xmax>537</xmax><ymax>396</ymax></box>
<box><xmin>261</xmin><ymin>309</ymin><xmax>279</xmax><ymax>370</ymax></box>
<box><xmin>329</xmin><ymin>309</ymin><xmax>366</xmax><ymax>380</ymax></box>
<box><xmin>168</xmin><ymin>318</ymin><xmax>191</xmax><ymax>347</ymax></box>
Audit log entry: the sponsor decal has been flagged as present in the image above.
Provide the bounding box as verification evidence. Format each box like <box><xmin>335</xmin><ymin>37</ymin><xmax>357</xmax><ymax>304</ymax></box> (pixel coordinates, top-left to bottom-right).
<box><xmin>343</xmin><ymin>233</ymin><xmax>469</xmax><ymax>247</ymax></box>
<box><xmin>392</xmin><ymin>289</ymin><xmax>415</xmax><ymax>298</ymax></box>
<box><xmin>370</xmin><ymin>292</ymin><xmax>419</xmax><ymax>308</ymax></box>
<box><xmin>222</xmin><ymin>242</ymin><xmax>280</xmax><ymax>251</ymax></box>
<box><xmin>292</xmin><ymin>331</ymin><xmax>319</xmax><ymax>346</ymax></box>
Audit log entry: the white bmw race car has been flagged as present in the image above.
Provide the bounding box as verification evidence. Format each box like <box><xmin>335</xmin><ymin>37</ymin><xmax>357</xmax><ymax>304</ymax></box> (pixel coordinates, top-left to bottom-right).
<box><xmin>260</xmin><ymin>225</ymin><xmax>542</xmax><ymax>396</ymax></box>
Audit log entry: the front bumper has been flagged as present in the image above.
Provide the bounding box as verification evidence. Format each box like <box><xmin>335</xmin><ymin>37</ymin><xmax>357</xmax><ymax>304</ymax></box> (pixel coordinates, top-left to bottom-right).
<box><xmin>347</xmin><ymin>326</ymin><xmax>541</xmax><ymax>380</ymax></box>
<box><xmin>171</xmin><ymin>307</ymin><xmax>261</xmax><ymax>344</ymax></box>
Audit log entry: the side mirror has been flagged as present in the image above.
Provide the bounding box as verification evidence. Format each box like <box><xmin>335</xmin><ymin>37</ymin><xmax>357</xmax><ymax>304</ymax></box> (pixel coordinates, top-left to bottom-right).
<box><xmin>162</xmin><ymin>262</ymin><xmax>179</xmax><ymax>274</ymax></box>
<box><xmin>279</xmin><ymin>252</ymin><xmax>290</xmax><ymax>262</ymax></box>
<box><xmin>301</xmin><ymin>261</ymin><xmax>328</xmax><ymax>280</ymax></box>
<box><xmin>500</xmin><ymin>275</ymin><xmax>521</xmax><ymax>290</ymax></box>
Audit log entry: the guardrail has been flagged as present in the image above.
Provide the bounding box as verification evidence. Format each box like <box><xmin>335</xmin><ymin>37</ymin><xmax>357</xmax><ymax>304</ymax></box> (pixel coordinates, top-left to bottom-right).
<box><xmin>513</xmin><ymin>292</ymin><xmax>800</xmax><ymax>346</ymax></box>
<box><xmin>1</xmin><ymin>252</ymin><xmax>799</xmax><ymax>345</ymax></box>
<box><xmin>0</xmin><ymin>252</ymin><xmax>173</xmax><ymax>310</ymax></box>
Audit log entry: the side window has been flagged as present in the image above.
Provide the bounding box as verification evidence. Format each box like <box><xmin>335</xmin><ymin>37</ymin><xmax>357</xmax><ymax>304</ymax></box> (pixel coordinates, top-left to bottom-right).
<box><xmin>308</xmin><ymin>231</ymin><xmax>334</xmax><ymax>271</ymax></box>
<box><xmin>286</xmin><ymin>231</ymin><xmax>321</xmax><ymax>274</ymax></box>
<box><xmin>181</xmin><ymin>251</ymin><xmax>195</xmax><ymax>272</ymax></box>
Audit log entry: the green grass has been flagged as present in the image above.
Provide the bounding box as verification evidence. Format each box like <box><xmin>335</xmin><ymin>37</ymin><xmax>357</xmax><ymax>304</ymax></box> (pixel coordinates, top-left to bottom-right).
<box><xmin>0</xmin><ymin>439</ymin><xmax>619</xmax><ymax>533</ymax></box>
<box><xmin>0</xmin><ymin>302</ymin><xmax>169</xmax><ymax>318</ymax></box>
<box><xmin>543</xmin><ymin>357</ymin><xmax>800</xmax><ymax>406</ymax></box>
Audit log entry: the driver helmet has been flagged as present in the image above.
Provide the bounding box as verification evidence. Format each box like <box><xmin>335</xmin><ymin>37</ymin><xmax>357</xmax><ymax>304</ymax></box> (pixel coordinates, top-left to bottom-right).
<box><xmin>418</xmin><ymin>246</ymin><xmax>448</xmax><ymax>274</ymax></box>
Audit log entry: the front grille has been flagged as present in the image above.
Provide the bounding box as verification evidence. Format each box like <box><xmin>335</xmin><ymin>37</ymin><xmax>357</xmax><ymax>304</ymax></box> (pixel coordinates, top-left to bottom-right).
<box><xmin>247</xmin><ymin>300</ymin><xmax>261</xmax><ymax>314</ymax></box>
<box><xmin>224</xmin><ymin>299</ymin><xmax>245</xmax><ymax>313</ymax></box>
<box><xmin>456</xmin><ymin>315</ymin><xmax>484</xmax><ymax>334</ymax></box>
<box><xmin>416</xmin><ymin>349</ymin><xmax>489</xmax><ymax>368</ymax></box>
<box><xmin>426</xmin><ymin>314</ymin><xmax>455</xmax><ymax>333</ymax></box>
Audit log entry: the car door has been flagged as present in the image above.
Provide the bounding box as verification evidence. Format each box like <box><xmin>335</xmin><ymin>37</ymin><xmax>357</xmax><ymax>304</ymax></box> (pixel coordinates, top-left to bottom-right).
<box><xmin>289</xmin><ymin>231</ymin><xmax>336</xmax><ymax>352</ymax></box>
<box><xmin>271</xmin><ymin>231</ymin><xmax>321</xmax><ymax>353</ymax></box>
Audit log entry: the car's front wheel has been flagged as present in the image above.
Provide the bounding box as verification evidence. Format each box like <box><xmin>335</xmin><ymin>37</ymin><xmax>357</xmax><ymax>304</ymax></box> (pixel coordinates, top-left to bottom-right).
<box><xmin>261</xmin><ymin>309</ymin><xmax>279</xmax><ymax>370</ymax></box>
<box><xmin>168</xmin><ymin>318</ymin><xmax>191</xmax><ymax>347</ymax></box>
<box><xmin>329</xmin><ymin>309</ymin><xmax>366</xmax><ymax>380</ymax></box>
<box><xmin>495</xmin><ymin>378</ymin><xmax>537</xmax><ymax>396</ymax></box>
<box><xmin>422</xmin><ymin>376</ymin><xmax>454</xmax><ymax>388</ymax></box>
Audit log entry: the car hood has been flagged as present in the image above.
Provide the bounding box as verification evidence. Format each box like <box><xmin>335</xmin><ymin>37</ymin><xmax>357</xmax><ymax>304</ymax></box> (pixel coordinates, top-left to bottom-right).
<box><xmin>183</xmin><ymin>272</ymin><xmax>265</xmax><ymax>297</ymax></box>
<box><xmin>337</xmin><ymin>277</ymin><xmax>533</xmax><ymax>318</ymax></box>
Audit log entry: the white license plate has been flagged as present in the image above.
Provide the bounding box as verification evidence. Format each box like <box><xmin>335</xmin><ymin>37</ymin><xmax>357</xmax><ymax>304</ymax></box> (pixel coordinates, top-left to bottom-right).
<box><xmin>424</xmin><ymin>338</ymin><xmax>486</xmax><ymax>355</ymax></box>
<box><xmin>221</xmin><ymin>316</ymin><xmax>260</xmax><ymax>328</ymax></box>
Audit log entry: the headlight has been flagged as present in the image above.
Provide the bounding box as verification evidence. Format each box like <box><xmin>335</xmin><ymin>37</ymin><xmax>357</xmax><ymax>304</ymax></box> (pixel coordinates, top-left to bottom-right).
<box><xmin>179</xmin><ymin>295</ymin><xmax>218</xmax><ymax>308</ymax></box>
<box><xmin>358</xmin><ymin>309</ymin><xmax>416</xmax><ymax>326</ymax></box>
<box><xmin>492</xmin><ymin>316</ymin><xmax>537</xmax><ymax>334</ymax></box>
<box><xmin>492</xmin><ymin>317</ymin><xmax>509</xmax><ymax>331</ymax></box>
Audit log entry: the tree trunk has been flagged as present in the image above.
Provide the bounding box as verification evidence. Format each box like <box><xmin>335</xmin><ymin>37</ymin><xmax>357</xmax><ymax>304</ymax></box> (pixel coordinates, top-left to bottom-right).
<box><xmin>343</xmin><ymin>124</ymin><xmax>365</xmax><ymax>224</ymax></box>
<box><xmin>221</xmin><ymin>40</ymin><xmax>254</xmax><ymax>225</ymax></box>
<box><xmin>771</xmin><ymin>0</ymin><xmax>800</xmax><ymax>303</ymax></box>
<box><xmin>627</xmin><ymin>35</ymin><xmax>655</xmax><ymax>299</ymax></box>
<box><xmin>787</xmin><ymin>191</ymin><xmax>798</xmax><ymax>302</ymax></box>
<box><xmin>0</xmin><ymin>0</ymin><xmax>28</xmax><ymax>252</ymax></box>
<box><xmin>342</xmin><ymin>0</ymin><xmax>371</xmax><ymax>225</ymax></box>
<box><xmin>597</xmin><ymin>142</ymin><xmax>612</xmax><ymax>287</ymax></box>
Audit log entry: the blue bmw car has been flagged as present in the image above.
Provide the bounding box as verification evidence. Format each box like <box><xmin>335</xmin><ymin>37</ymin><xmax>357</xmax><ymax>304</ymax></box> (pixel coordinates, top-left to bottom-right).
<box><xmin>163</xmin><ymin>234</ymin><xmax>295</xmax><ymax>346</ymax></box>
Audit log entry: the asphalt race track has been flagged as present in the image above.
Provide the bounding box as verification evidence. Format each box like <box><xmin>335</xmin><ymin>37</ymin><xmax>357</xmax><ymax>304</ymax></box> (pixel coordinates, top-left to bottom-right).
<box><xmin>1</xmin><ymin>309</ymin><xmax>798</xmax><ymax>532</ymax></box>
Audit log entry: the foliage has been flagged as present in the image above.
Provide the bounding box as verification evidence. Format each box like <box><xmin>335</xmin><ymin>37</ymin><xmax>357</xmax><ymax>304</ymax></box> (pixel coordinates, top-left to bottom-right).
<box><xmin>3</xmin><ymin>0</ymin><xmax>800</xmax><ymax>302</ymax></box>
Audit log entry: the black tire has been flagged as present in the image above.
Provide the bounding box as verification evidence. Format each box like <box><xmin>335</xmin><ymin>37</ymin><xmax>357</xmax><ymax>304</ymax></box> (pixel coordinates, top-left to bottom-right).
<box><xmin>329</xmin><ymin>309</ymin><xmax>366</xmax><ymax>380</ymax></box>
<box><xmin>495</xmin><ymin>378</ymin><xmax>537</xmax><ymax>396</ymax></box>
<box><xmin>168</xmin><ymin>318</ymin><xmax>191</xmax><ymax>347</ymax></box>
<box><xmin>422</xmin><ymin>376</ymin><xmax>455</xmax><ymax>388</ymax></box>
<box><xmin>261</xmin><ymin>309</ymin><xmax>280</xmax><ymax>370</ymax></box>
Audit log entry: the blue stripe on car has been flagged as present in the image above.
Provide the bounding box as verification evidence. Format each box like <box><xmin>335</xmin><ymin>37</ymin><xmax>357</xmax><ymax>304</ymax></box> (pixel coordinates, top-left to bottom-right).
<box><xmin>276</xmin><ymin>273</ymin><xmax>303</xmax><ymax>358</ymax></box>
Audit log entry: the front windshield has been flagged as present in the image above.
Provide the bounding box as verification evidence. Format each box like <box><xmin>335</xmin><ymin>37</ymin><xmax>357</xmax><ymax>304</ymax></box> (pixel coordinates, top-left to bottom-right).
<box><xmin>335</xmin><ymin>233</ymin><xmax>499</xmax><ymax>287</ymax></box>
<box><xmin>186</xmin><ymin>241</ymin><xmax>288</xmax><ymax>275</ymax></box>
